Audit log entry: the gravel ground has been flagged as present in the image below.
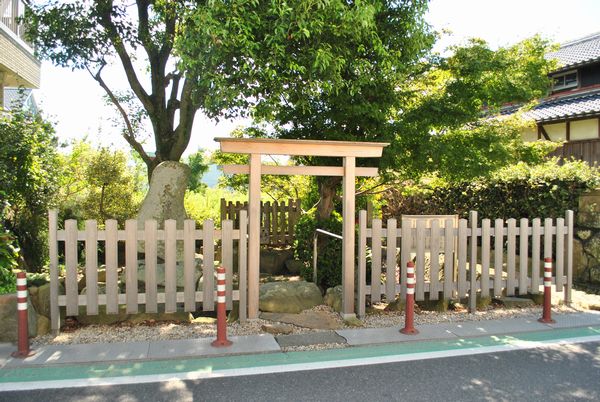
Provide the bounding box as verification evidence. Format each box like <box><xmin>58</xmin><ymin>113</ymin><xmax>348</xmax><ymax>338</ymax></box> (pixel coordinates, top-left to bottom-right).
<box><xmin>31</xmin><ymin>288</ymin><xmax>600</xmax><ymax>349</ymax></box>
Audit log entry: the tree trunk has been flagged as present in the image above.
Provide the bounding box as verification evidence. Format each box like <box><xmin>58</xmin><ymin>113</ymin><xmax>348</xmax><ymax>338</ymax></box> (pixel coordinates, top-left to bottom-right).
<box><xmin>316</xmin><ymin>177</ymin><xmax>342</xmax><ymax>221</ymax></box>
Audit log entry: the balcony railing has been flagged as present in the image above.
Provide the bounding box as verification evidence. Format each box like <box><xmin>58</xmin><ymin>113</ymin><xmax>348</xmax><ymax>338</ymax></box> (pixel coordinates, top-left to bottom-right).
<box><xmin>1</xmin><ymin>0</ymin><xmax>32</xmax><ymax>48</ymax></box>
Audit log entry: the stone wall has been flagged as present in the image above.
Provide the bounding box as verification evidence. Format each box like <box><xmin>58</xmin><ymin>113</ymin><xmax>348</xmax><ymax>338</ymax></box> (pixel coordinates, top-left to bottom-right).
<box><xmin>575</xmin><ymin>189</ymin><xmax>600</xmax><ymax>284</ymax></box>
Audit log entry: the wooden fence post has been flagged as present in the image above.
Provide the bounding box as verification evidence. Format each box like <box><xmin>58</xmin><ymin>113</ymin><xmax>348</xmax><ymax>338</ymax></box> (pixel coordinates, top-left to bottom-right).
<box><xmin>48</xmin><ymin>210</ymin><xmax>60</xmax><ymax>334</ymax></box>
<box><xmin>565</xmin><ymin>210</ymin><xmax>574</xmax><ymax>304</ymax></box>
<box><xmin>468</xmin><ymin>211</ymin><xmax>478</xmax><ymax>313</ymax></box>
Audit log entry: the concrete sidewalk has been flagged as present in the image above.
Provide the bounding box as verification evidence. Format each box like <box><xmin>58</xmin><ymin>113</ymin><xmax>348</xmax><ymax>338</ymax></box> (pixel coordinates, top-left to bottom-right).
<box><xmin>1</xmin><ymin>311</ymin><xmax>600</xmax><ymax>370</ymax></box>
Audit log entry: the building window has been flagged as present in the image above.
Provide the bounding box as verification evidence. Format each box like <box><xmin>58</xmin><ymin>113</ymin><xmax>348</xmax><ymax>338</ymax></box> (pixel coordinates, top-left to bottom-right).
<box><xmin>552</xmin><ymin>70</ymin><xmax>578</xmax><ymax>91</ymax></box>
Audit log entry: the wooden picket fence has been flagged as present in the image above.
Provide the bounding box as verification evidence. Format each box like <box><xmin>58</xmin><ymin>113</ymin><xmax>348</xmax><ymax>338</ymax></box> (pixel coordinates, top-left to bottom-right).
<box><xmin>220</xmin><ymin>198</ymin><xmax>301</xmax><ymax>246</ymax></box>
<box><xmin>357</xmin><ymin>210</ymin><xmax>574</xmax><ymax>317</ymax></box>
<box><xmin>47</xmin><ymin>210</ymin><xmax>249</xmax><ymax>334</ymax></box>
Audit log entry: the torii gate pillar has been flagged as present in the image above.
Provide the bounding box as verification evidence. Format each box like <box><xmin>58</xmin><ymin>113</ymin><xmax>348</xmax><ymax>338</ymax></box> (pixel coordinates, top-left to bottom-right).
<box><xmin>216</xmin><ymin>138</ymin><xmax>388</xmax><ymax>320</ymax></box>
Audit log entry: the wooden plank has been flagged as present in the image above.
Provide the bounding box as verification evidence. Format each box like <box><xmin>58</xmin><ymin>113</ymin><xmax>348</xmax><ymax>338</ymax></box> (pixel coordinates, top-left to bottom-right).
<box><xmin>220</xmin><ymin>198</ymin><xmax>226</xmax><ymax>223</ymax></box>
<box><xmin>65</xmin><ymin>219</ymin><xmax>79</xmax><ymax>316</ymax></box>
<box><xmin>222</xmin><ymin>219</ymin><xmax>234</xmax><ymax>309</ymax></box>
<box><xmin>184</xmin><ymin>219</ymin><xmax>196</xmax><ymax>312</ymax></box>
<box><xmin>556</xmin><ymin>218</ymin><xmax>565</xmax><ymax>292</ymax></box>
<box><xmin>84</xmin><ymin>220</ymin><xmax>98</xmax><ymax>315</ymax></box>
<box><xmin>342</xmin><ymin>156</ymin><xmax>356</xmax><ymax>317</ymax></box>
<box><xmin>247</xmin><ymin>153</ymin><xmax>261</xmax><ymax>319</ymax></box>
<box><xmin>105</xmin><ymin>220</ymin><xmax>118</xmax><ymax>314</ymax></box>
<box><xmin>144</xmin><ymin>220</ymin><xmax>158</xmax><ymax>313</ymax></box>
<box><xmin>287</xmin><ymin>199</ymin><xmax>295</xmax><ymax>244</ymax></box>
<box><xmin>221</xmin><ymin>164</ymin><xmax>379</xmax><ymax>177</ymax></box>
<box><xmin>48</xmin><ymin>210</ymin><xmax>60</xmax><ymax>332</ymax></box>
<box><xmin>416</xmin><ymin>220</ymin><xmax>426</xmax><ymax>301</ymax></box>
<box><xmin>238</xmin><ymin>210</ymin><xmax>248</xmax><ymax>323</ymax></box>
<box><xmin>519</xmin><ymin>218</ymin><xmax>529</xmax><ymax>295</ymax></box>
<box><xmin>468</xmin><ymin>211</ymin><xmax>478</xmax><ymax>312</ymax></box>
<box><xmin>443</xmin><ymin>219</ymin><xmax>454</xmax><ymax>299</ymax></box>
<box><xmin>279</xmin><ymin>202</ymin><xmax>286</xmax><ymax>245</ymax></box>
<box><xmin>566</xmin><ymin>210</ymin><xmax>574</xmax><ymax>304</ymax></box>
<box><xmin>203</xmin><ymin>220</ymin><xmax>215</xmax><ymax>311</ymax></box>
<box><xmin>506</xmin><ymin>219</ymin><xmax>517</xmax><ymax>296</ymax></box>
<box><xmin>457</xmin><ymin>219</ymin><xmax>468</xmax><ymax>298</ymax></box>
<box><xmin>429</xmin><ymin>220</ymin><xmax>440</xmax><ymax>300</ymax></box>
<box><xmin>371</xmin><ymin>219</ymin><xmax>382</xmax><ymax>303</ymax></box>
<box><xmin>125</xmin><ymin>220</ymin><xmax>138</xmax><ymax>314</ymax></box>
<box><xmin>481</xmin><ymin>219</ymin><xmax>491</xmax><ymax>298</ymax></box>
<box><xmin>386</xmin><ymin>218</ymin><xmax>397</xmax><ymax>301</ymax></box>
<box><xmin>164</xmin><ymin>219</ymin><xmax>177</xmax><ymax>313</ymax></box>
<box><xmin>531</xmin><ymin>219</ymin><xmax>541</xmax><ymax>294</ymax></box>
<box><xmin>215</xmin><ymin>137</ymin><xmax>388</xmax><ymax>158</ymax></box>
<box><xmin>358</xmin><ymin>210</ymin><xmax>367</xmax><ymax>318</ymax></box>
<box><xmin>493</xmin><ymin>219</ymin><xmax>504</xmax><ymax>297</ymax></box>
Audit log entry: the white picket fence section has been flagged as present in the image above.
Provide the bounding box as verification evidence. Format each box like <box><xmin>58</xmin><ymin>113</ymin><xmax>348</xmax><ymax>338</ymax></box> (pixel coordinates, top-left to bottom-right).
<box><xmin>48</xmin><ymin>210</ymin><xmax>248</xmax><ymax>333</ymax></box>
<box><xmin>357</xmin><ymin>210</ymin><xmax>574</xmax><ymax>317</ymax></box>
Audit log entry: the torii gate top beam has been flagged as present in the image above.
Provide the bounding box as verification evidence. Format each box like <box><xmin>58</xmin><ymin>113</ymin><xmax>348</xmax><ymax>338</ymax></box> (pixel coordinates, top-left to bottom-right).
<box><xmin>214</xmin><ymin>137</ymin><xmax>388</xmax><ymax>157</ymax></box>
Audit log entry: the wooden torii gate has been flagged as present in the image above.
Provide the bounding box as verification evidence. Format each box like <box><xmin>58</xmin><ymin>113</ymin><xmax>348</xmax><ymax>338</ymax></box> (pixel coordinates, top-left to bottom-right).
<box><xmin>215</xmin><ymin>138</ymin><xmax>388</xmax><ymax>319</ymax></box>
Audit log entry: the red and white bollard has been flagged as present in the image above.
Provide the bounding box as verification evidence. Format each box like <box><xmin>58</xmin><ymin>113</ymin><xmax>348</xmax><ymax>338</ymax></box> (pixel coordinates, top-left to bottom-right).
<box><xmin>538</xmin><ymin>257</ymin><xmax>556</xmax><ymax>324</ymax></box>
<box><xmin>12</xmin><ymin>271</ymin><xmax>34</xmax><ymax>358</ymax></box>
<box><xmin>212</xmin><ymin>266</ymin><xmax>233</xmax><ymax>347</ymax></box>
<box><xmin>400</xmin><ymin>261</ymin><xmax>419</xmax><ymax>335</ymax></box>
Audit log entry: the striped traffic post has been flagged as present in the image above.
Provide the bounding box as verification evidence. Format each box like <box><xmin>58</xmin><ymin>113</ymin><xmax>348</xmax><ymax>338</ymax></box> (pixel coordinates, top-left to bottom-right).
<box><xmin>212</xmin><ymin>266</ymin><xmax>233</xmax><ymax>347</ymax></box>
<box><xmin>400</xmin><ymin>261</ymin><xmax>419</xmax><ymax>335</ymax></box>
<box><xmin>538</xmin><ymin>257</ymin><xmax>556</xmax><ymax>324</ymax></box>
<box><xmin>12</xmin><ymin>272</ymin><xmax>34</xmax><ymax>358</ymax></box>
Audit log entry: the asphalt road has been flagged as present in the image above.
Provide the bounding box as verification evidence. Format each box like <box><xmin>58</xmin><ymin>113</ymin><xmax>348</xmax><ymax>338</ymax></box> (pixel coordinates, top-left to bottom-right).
<box><xmin>2</xmin><ymin>341</ymin><xmax>599</xmax><ymax>402</ymax></box>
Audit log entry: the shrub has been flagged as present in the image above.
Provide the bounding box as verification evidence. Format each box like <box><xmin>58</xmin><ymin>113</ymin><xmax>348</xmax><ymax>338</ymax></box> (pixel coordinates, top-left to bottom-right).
<box><xmin>294</xmin><ymin>209</ymin><xmax>343</xmax><ymax>290</ymax></box>
<box><xmin>383</xmin><ymin>159</ymin><xmax>600</xmax><ymax>220</ymax></box>
<box><xmin>0</xmin><ymin>222</ymin><xmax>19</xmax><ymax>294</ymax></box>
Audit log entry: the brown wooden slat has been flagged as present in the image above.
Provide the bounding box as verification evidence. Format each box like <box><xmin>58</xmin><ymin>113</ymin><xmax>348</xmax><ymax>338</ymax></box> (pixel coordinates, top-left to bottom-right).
<box><xmin>239</xmin><ymin>210</ymin><xmax>248</xmax><ymax>323</ymax></box>
<box><xmin>184</xmin><ymin>219</ymin><xmax>196</xmax><ymax>311</ymax></box>
<box><xmin>144</xmin><ymin>219</ymin><xmax>158</xmax><ymax>313</ymax></box>
<box><xmin>385</xmin><ymin>219</ymin><xmax>398</xmax><ymax>301</ymax></box>
<box><xmin>65</xmin><ymin>219</ymin><xmax>79</xmax><ymax>316</ymax></box>
<box><xmin>519</xmin><ymin>218</ymin><xmax>529</xmax><ymax>295</ymax></box>
<box><xmin>531</xmin><ymin>218</ymin><xmax>541</xmax><ymax>294</ymax></box>
<box><xmin>125</xmin><ymin>220</ymin><xmax>138</xmax><ymax>314</ymax></box>
<box><xmin>85</xmin><ymin>220</ymin><xmax>99</xmax><ymax>315</ymax></box>
<box><xmin>481</xmin><ymin>219</ymin><xmax>491</xmax><ymax>298</ymax></box>
<box><xmin>457</xmin><ymin>219</ymin><xmax>467</xmax><ymax>297</ymax></box>
<box><xmin>430</xmin><ymin>219</ymin><xmax>440</xmax><ymax>300</ymax></box>
<box><xmin>358</xmin><ymin>211</ymin><xmax>367</xmax><ymax>317</ymax></box>
<box><xmin>164</xmin><ymin>219</ymin><xmax>177</xmax><ymax>313</ymax></box>
<box><xmin>493</xmin><ymin>219</ymin><xmax>504</xmax><ymax>297</ymax></box>
<box><xmin>202</xmin><ymin>219</ymin><xmax>215</xmax><ymax>311</ymax></box>
<box><xmin>444</xmin><ymin>219</ymin><xmax>454</xmax><ymax>299</ymax></box>
<box><xmin>506</xmin><ymin>219</ymin><xmax>517</xmax><ymax>296</ymax></box>
<box><xmin>371</xmin><ymin>219</ymin><xmax>382</xmax><ymax>303</ymax></box>
<box><xmin>222</xmin><ymin>219</ymin><xmax>234</xmax><ymax>309</ymax></box>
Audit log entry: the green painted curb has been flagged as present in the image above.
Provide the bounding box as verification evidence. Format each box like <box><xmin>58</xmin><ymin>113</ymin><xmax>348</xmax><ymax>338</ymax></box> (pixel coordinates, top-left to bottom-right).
<box><xmin>1</xmin><ymin>326</ymin><xmax>600</xmax><ymax>384</ymax></box>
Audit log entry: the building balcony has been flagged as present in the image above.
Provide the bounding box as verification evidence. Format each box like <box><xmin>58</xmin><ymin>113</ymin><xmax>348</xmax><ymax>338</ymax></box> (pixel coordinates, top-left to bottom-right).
<box><xmin>0</xmin><ymin>0</ymin><xmax>40</xmax><ymax>89</ymax></box>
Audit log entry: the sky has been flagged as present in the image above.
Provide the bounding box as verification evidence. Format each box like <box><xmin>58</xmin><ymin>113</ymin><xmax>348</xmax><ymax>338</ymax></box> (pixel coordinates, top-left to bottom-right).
<box><xmin>34</xmin><ymin>0</ymin><xmax>600</xmax><ymax>156</ymax></box>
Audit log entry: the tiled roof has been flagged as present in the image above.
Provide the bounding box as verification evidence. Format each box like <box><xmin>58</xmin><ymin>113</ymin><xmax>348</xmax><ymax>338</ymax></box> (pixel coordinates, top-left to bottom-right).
<box><xmin>546</xmin><ymin>32</ymin><xmax>600</xmax><ymax>70</ymax></box>
<box><xmin>519</xmin><ymin>89</ymin><xmax>600</xmax><ymax>122</ymax></box>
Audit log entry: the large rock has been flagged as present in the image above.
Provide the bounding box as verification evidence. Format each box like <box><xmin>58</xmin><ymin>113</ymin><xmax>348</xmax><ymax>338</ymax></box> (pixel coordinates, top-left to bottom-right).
<box><xmin>578</xmin><ymin>190</ymin><xmax>600</xmax><ymax>228</ymax></box>
<box><xmin>0</xmin><ymin>294</ymin><xmax>37</xmax><ymax>342</ymax></box>
<box><xmin>137</xmin><ymin>161</ymin><xmax>190</xmax><ymax>258</ymax></box>
<box><xmin>259</xmin><ymin>281</ymin><xmax>323</xmax><ymax>313</ymax></box>
<box><xmin>77</xmin><ymin>305</ymin><xmax>129</xmax><ymax>326</ymax></box>
<box><xmin>324</xmin><ymin>285</ymin><xmax>342</xmax><ymax>312</ymax></box>
<box><xmin>260</xmin><ymin>248</ymin><xmax>294</xmax><ymax>275</ymax></box>
<box><xmin>492</xmin><ymin>296</ymin><xmax>535</xmax><ymax>308</ymax></box>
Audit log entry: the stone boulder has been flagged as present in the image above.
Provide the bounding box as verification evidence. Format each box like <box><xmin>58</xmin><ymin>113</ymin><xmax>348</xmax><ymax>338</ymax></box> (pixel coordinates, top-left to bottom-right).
<box><xmin>259</xmin><ymin>281</ymin><xmax>323</xmax><ymax>313</ymax></box>
<box><xmin>324</xmin><ymin>285</ymin><xmax>342</xmax><ymax>312</ymax></box>
<box><xmin>0</xmin><ymin>294</ymin><xmax>37</xmax><ymax>342</ymax></box>
<box><xmin>285</xmin><ymin>260</ymin><xmax>304</xmax><ymax>275</ymax></box>
<box><xmin>137</xmin><ymin>161</ymin><xmax>190</xmax><ymax>259</ymax></box>
<box><xmin>260</xmin><ymin>311</ymin><xmax>342</xmax><ymax>330</ymax></box>
<box><xmin>260</xmin><ymin>248</ymin><xmax>294</xmax><ymax>275</ymax></box>
<box><xmin>492</xmin><ymin>296</ymin><xmax>535</xmax><ymax>308</ymax></box>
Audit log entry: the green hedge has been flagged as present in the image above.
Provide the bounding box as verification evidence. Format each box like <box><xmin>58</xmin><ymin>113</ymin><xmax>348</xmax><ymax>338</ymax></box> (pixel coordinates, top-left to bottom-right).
<box><xmin>383</xmin><ymin>160</ymin><xmax>600</xmax><ymax>220</ymax></box>
<box><xmin>294</xmin><ymin>209</ymin><xmax>343</xmax><ymax>290</ymax></box>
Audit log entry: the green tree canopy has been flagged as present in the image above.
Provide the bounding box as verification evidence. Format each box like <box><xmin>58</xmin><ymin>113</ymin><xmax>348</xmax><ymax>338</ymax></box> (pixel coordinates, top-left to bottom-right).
<box><xmin>0</xmin><ymin>108</ymin><xmax>60</xmax><ymax>271</ymax></box>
